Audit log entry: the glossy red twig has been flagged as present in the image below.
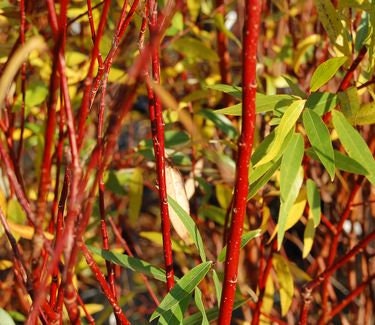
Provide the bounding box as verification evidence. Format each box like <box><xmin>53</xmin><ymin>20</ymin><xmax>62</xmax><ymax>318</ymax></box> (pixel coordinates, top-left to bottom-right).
<box><xmin>218</xmin><ymin>1</ymin><xmax>261</xmax><ymax>323</ymax></box>
<box><xmin>146</xmin><ymin>0</ymin><xmax>175</xmax><ymax>290</ymax></box>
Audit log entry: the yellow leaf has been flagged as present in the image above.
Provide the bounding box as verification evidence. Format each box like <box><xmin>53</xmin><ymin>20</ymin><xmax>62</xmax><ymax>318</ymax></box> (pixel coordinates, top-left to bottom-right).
<box><xmin>78</xmin><ymin>303</ymin><xmax>104</xmax><ymax>315</ymax></box>
<box><xmin>0</xmin><ymin>259</ymin><xmax>13</xmax><ymax>270</ymax></box>
<box><xmin>273</xmin><ymin>254</ymin><xmax>294</xmax><ymax>316</ymax></box>
<box><xmin>215</xmin><ymin>183</ymin><xmax>232</xmax><ymax>210</ymax></box>
<box><xmin>128</xmin><ymin>168</ymin><xmax>143</xmax><ymax>226</ymax></box>
<box><xmin>303</xmin><ymin>212</ymin><xmax>316</xmax><ymax>258</ymax></box>
<box><xmin>12</xmin><ymin>128</ymin><xmax>32</xmax><ymax>141</ymax></box>
<box><xmin>139</xmin><ymin>231</ymin><xmax>191</xmax><ymax>254</ymax></box>
<box><xmin>261</xmin><ymin>275</ymin><xmax>274</xmax><ymax>319</ymax></box>
<box><xmin>7</xmin><ymin>220</ymin><xmax>54</xmax><ymax>241</ymax></box>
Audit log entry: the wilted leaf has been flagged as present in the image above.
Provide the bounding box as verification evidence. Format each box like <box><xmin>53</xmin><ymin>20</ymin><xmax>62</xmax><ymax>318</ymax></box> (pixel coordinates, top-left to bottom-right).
<box><xmin>165</xmin><ymin>162</ymin><xmax>192</xmax><ymax>244</ymax></box>
<box><xmin>0</xmin><ymin>308</ymin><xmax>15</xmax><ymax>325</ymax></box>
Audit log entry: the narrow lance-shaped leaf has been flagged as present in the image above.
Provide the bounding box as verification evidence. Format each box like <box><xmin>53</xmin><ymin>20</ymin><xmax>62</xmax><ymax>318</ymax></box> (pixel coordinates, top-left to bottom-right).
<box><xmin>314</xmin><ymin>0</ymin><xmax>350</xmax><ymax>55</ymax></box>
<box><xmin>306</xmin><ymin>179</ymin><xmax>321</xmax><ymax>227</ymax></box>
<box><xmin>332</xmin><ymin>110</ymin><xmax>375</xmax><ymax>185</ymax></box>
<box><xmin>194</xmin><ymin>288</ymin><xmax>209</xmax><ymax>325</ymax></box>
<box><xmin>128</xmin><ymin>167</ymin><xmax>143</xmax><ymax>225</ymax></box>
<box><xmin>255</xmin><ymin>100</ymin><xmax>305</xmax><ymax>167</ymax></box>
<box><xmin>278</xmin><ymin>133</ymin><xmax>304</xmax><ymax>249</ymax></box>
<box><xmin>303</xmin><ymin>214</ymin><xmax>316</xmax><ymax>258</ymax></box>
<box><xmin>150</xmin><ymin>261</ymin><xmax>212</xmax><ymax>322</ymax></box>
<box><xmin>303</xmin><ymin>109</ymin><xmax>335</xmax><ymax>180</ymax></box>
<box><xmin>273</xmin><ymin>254</ymin><xmax>294</xmax><ymax>316</ymax></box>
<box><xmin>218</xmin><ymin>229</ymin><xmax>261</xmax><ymax>262</ymax></box>
<box><xmin>310</xmin><ymin>56</ymin><xmax>348</xmax><ymax>92</ymax></box>
<box><xmin>168</xmin><ymin>195</ymin><xmax>207</xmax><ymax>262</ymax></box>
<box><xmin>165</xmin><ymin>162</ymin><xmax>192</xmax><ymax>244</ymax></box>
<box><xmin>88</xmin><ymin>246</ymin><xmax>167</xmax><ymax>282</ymax></box>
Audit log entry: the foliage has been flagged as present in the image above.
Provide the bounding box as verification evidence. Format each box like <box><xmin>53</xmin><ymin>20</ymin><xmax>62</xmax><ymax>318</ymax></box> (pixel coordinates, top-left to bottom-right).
<box><xmin>0</xmin><ymin>0</ymin><xmax>374</xmax><ymax>324</ymax></box>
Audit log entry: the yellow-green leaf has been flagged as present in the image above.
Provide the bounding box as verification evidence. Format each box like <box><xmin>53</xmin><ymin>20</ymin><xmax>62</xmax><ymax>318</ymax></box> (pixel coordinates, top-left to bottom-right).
<box><xmin>303</xmin><ymin>109</ymin><xmax>335</xmax><ymax>180</ymax></box>
<box><xmin>303</xmin><ymin>214</ymin><xmax>315</xmax><ymax>258</ymax></box>
<box><xmin>255</xmin><ymin>100</ymin><xmax>305</xmax><ymax>167</ymax></box>
<box><xmin>350</xmin><ymin>101</ymin><xmax>375</xmax><ymax>125</ymax></box>
<box><xmin>273</xmin><ymin>254</ymin><xmax>294</xmax><ymax>316</ymax></box>
<box><xmin>332</xmin><ymin>110</ymin><xmax>375</xmax><ymax>184</ymax></box>
<box><xmin>306</xmin><ymin>179</ymin><xmax>321</xmax><ymax>227</ymax></box>
<box><xmin>310</xmin><ymin>56</ymin><xmax>348</xmax><ymax>92</ymax></box>
<box><xmin>314</xmin><ymin>0</ymin><xmax>350</xmax><ymax>55</ymax></box>
<box><xmin>128</xmin><ymin>168</ymin><xmax>143</xmax><ymax>225</ymax></box>
<box><xmin>215</xmin><ymin>183</ymin><xmax>232</xmax><ymax>210</ymax></box>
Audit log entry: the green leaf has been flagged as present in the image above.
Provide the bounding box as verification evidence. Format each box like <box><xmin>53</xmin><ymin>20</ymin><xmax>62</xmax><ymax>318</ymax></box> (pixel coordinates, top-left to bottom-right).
<box><xmin>88</xmin><ymin>246</ymin><xmax>167</xmax><ymax>282</ymax></box>
<box><xmin>199</xmin><ymin>109</ymin><xmax>238</xmax><ymax>138</ymax></box>
<box><xmin>306</xmin><ymin>148</ymin><xmax>368</xmax><ymax>175</ymax></box>
<box><xmin>338</xmin><ymin>87</ymin><xmax>360</xmax><ymax>119</ymax></box>
<box><xmin>172</xmin><ymin>37</ymin><xmax>219</xmax><ymax>62</ymax></box>
<box><xmin>158</xmin><ymin>296</ymin><xmax>190</xmax><ymax>325</ymax></box>
<box><xmin>128</xmin><ymin>168</ymin><xmax>143</xmax><ymax>225</ymax></box>
<box><xmin>310</xmin><ymin>56</ymin><xmax>348</xmax><ymax>92</ymax></box>
<box><xmin>194</xmin><ymin>288</ymin><xmax>209</xmax><ymax>325</ymax></box>
<box><xmin>150</xmin><ymin>261</ymin><xmax>212</xmax><ymax>321</ymax></box>
<box><xmin>139</xmin><ymin>232</ymin><xmax>191</xmax><ymax>254</ymax></box>
<box><xmin>350</xmin><ymin>101</ymin><xmax>375</xmax><ymax>125</ymax></box>
<box><xmin>306</xmin><ymin>179</ymin><xmax>321</xmax><ymax>227</ymax></box>
<box><xmin>218</xmin><ymin>229</ymin><xmax>261</xmax><ymax>262</ymax></box>
<box><xmin>168</xmin><ymin>196</ymin><xmax>207</xmax><ymax>262</ymax></box>
<box><xmin>278</xmin><ymin>133</ymin><xmax>304</xmax><ymax>249</ymax></box>
<box><xmin>213</xmin><ymin>93</ymin><xmax>296</xmax><ymax>116</ymax></box>
<box><xmin>273</xmin><ymin>254</ymin><xmax>294</xmax><ymax>316</ymax></box>
<box><xmin>13</xmin><ymin>81</ymin><xmax>48</xmax><ymax>113</ymax></box>
<box><xmin>283</xmin><ymin>76</ymin><xmax>307</xmax><ymax>98</ymax></box>
<box><xmin>0</xmin><ymin>309</ymin><xmax>15</xmax><ymax>325</ymax></box>
<box><xmin>205</xmin><ymin>84</ymin><xmax>242</xmax><ymax>99</ymax></box>
<box><xmin>214</xmin><ymin>103</ymin><xmax>242</xmax><ymax>116</ymax></box>
<box><xmin>332</xmin><ymin>110</ymin><xmax>375</xmax><ymax>184</ymax></box>
<box><xmin>198</xmin><ymin>204</ymin><xmax>226</xmax><ymax>225</ymax></box>
<box><xmin>305</xmin><ymin>92</ymin><xmax>338</xmax><ymax>116</ymax></box>
<box><xmin>314</xmin><ymin>0</ymin><xmax>350</xmax><ymax>55</ymax></box>
<box><xmin>303</xmin><ymin>109</ymin><xmax>335</xmax><ymax>180</ymax></box>
<box><xmin>255</xmin><ymin>100</ymin><xmax>305</xmax><ymax>167</ymax></box>
<box><xmin>182</xmin><ymin>299</ymin><xmax>248</xmax><ymax>325</ymax></box>
<box><xmin>212</xmin><ymin>270</ymin><xmax>222</xmax><ymax>307</ymax></box>
<box><xmin>248</xmin><ymin>159</ymin><xmax>281</xmax><ymax>199</ymax></box>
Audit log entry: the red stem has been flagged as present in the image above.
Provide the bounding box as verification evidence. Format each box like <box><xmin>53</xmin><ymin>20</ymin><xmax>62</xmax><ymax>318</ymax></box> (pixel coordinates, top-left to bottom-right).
<box><xmin>299</xmin><ymin>230</ymin><xmax>375</xmax><ymax>324</ymax></box>
<box><xmin>80</xmin><ymin>243</ymin><xmax>130</xmax><ymax>324</ymax></box>
<box><xmin>147</xmin><ymin>0</ymin><xmax>175</xmax><ymax>291</ymax></box>
<box><xmin>218</xmin><ymin>1</ymin><xmax>261</xmax><ymax>323</ymax></box>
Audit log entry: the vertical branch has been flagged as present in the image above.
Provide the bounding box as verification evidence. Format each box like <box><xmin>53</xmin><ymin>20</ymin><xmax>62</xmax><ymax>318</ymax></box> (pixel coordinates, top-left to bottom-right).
<box><xmin>216</xmin><ymin>0</ymin><xmax>232</xmax><ymax>106</ymax></box>
<box><xmin>218</xmin><ymin>0</ymin><xmax>261</xmax><ymax>323</ymax></box>
<box><xmin>17</xmin><ymin>0</ymin><xmax>26</xmax><ymax>163</ymax></box>
<box><xmin>147</xmin><ymin>0</ymin><xmax>175</xmax><ymax>290</ymax></box>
